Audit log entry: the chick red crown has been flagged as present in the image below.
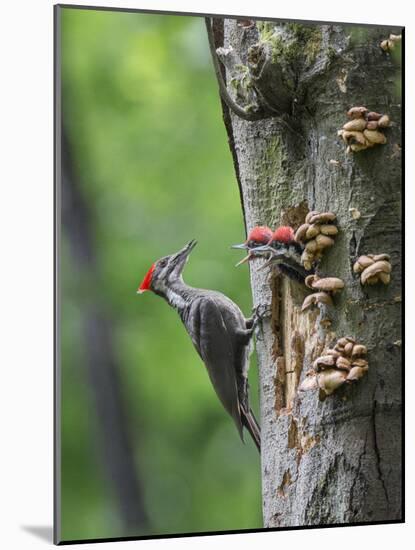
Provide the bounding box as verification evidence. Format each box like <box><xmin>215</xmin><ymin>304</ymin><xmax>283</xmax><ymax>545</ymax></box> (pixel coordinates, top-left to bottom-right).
<box><xmin>271</xmin><ymin>226</ymin><xmax>295</xmax><ymax>244</ymax></box>
<box><xmin>247</xmin><ymin>225</ymin><xmax>273</xmax><ymax>243</ymax></box>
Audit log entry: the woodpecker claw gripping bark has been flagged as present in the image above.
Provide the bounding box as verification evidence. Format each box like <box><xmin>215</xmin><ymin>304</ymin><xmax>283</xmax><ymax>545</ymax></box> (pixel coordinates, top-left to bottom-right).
<box><xmin>137</xmin><ymin>240</ymin><xmax>261</xmax><ymax>452</ymax></box>
<box><xmin>252</xmin><ymin>303</ymin><xmax>272</xmax><ymax>322</ymax></box>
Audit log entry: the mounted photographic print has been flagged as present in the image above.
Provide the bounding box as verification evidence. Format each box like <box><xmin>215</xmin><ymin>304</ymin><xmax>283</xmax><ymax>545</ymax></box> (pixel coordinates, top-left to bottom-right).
<box><xmin>54</xmin><ymin>4</ymin><xmax>403</xmax><ymax>544</ymax></box>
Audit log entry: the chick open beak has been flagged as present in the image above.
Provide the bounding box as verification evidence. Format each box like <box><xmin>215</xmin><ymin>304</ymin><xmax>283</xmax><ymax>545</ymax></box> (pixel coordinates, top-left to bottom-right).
<box><xmin>231</xmin><ymin>242</ymin><xmax>248</xmax><ymax>250</ymax></box>
<box><xmin>235</xmin><ymin>254</ymin><xmax>252</xmax><ymax>267</ymax></box>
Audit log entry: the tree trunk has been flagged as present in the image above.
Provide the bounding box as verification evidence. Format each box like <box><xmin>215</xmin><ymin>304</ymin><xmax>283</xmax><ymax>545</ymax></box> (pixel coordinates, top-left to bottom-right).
<box><xmin>209</xmin><ymin>18</ymin><xmax>402</xmax><ymax>527</ymax></box>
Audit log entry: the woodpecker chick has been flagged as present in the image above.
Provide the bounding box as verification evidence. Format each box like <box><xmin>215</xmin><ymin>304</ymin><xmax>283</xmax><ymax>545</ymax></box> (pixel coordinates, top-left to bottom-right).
<box><xmin>137</xmin><ymin>240</ymin><xmax>261</xmax><ymax>451</ymax></box>
<box><xmin>231</xmin><ymin>225</ymin><xmax>273</xmax><ymax>267</ymax></box>
<box><xmin>253</xmin><ymin>226</ymin><xmax>312</xmax><ymax>282</ymax></box>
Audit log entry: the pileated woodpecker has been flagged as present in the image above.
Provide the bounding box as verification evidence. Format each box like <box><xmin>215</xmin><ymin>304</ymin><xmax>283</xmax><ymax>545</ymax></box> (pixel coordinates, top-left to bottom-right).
<box><xmin>231</xmin><ymin>225</ymin><xmax>273</xmax><ymax>266</ymax></box>
<box><xmin>137</xmin><ymin>240</ymin><xmax>261</xmax><ymax>451</ymax></box>
<box><xmin>233</xmin><ymin>225</ymin><xmax>311</xmax><ymax>282</ymax></box>
<box><xmin>253</xmin><ymin>226</ymin><xmax>312</xmax><ymax>282</ymax></box>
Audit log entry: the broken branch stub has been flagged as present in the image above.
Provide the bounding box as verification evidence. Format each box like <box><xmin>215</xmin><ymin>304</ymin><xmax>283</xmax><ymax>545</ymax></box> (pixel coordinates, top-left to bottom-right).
<box><xmin>247</xmin><ymin>41</ymin><xmax>294</xmax><ymax>115</ymax></box>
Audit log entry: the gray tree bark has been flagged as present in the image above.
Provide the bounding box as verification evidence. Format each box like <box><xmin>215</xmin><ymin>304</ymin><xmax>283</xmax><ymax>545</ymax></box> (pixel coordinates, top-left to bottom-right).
<box><xmin>209</xmin><ymin>18</ymin><xmax>402</xmax><ymax>527</ymax></box>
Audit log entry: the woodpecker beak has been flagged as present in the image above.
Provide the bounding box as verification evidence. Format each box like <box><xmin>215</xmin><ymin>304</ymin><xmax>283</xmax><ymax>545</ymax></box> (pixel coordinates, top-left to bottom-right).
<box><xmin>235</xmin><ymin>254</ymin><xmax>252</xmax><ymax>267</ymax></box>
<box><xmin>251</xmin><ymin>244</ymin><xmax>271</xmax><ymax>253</ymax></box>
<box><xmin>171</xmin><ymin>239</ymin><xmax>197</xmax><ymax>276</ymax></box>
<box><xmin>257</xmin><ymin>254</ymin><xmax>288</xmax><ymax>271</ymax></box>
<box><xmin>175</xmin><ymin>239</ymin><xmax>197</xmax><ymax>259</ymax></box>
<box><xmin>254</xmin><ymin>246</ymin><xmax>280</xmax><ymax>271</ymax></box>
<box><xmin>231</xmin><ymin>242</ymin><xmax>248</xmax><ymax>250</ymax></box>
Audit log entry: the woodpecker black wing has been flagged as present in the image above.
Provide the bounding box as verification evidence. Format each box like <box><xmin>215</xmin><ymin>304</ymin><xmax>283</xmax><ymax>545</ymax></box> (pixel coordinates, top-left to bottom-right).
<box><xmin>184</xmin><ymin>297</ymin><xmax>244</xmax><ymax>441</ymax></box>
<box><xmin>212</xmin><ymin>296</ymin><xmax>261</xmax><ymax>451</ymax></box>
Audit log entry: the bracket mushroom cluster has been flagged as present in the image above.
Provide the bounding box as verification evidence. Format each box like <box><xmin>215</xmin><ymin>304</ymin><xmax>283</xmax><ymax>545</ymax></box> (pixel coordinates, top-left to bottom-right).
<box><xmin>301</xmin><ymin>274</ymin><xmax>344</xmax><ymax>312</ymax></box>
<box><xmin>299</xmin><ymin>337</ymin><xmax>369</xmax><ymax>397</ymax></box>
<box><xmin>353</xmin><ymin>254</ymin><xmax>392</xmax><ymax>285</ymax></box>
<box><xmin>295</xmin><ymin>211</ymin><xmax>338</xmax><ymax>270</ymax></box>
<box><xmin>338</xmin><ymin>106</ymin><xmax>391</xmax><ymax>153</ymax></box>
<box><xmin>380</xmin><ymin>34</ymin><xmax>402</xmax><ymax>52</ymax></box>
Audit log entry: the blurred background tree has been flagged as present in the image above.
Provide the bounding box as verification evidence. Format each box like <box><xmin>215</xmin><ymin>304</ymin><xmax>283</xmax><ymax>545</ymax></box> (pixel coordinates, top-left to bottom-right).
<box><xmin>59</xmin><ymin>6</ymin><xmax>261</xmax><ymax>542</ymax></box>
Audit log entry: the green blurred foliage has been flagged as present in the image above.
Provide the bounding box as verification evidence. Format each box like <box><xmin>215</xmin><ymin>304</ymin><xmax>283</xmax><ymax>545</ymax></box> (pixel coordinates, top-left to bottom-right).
<box><xmin>60</xmin><ymin>7</ymin><xmax>262</xmax><ymax>541</ymax></box>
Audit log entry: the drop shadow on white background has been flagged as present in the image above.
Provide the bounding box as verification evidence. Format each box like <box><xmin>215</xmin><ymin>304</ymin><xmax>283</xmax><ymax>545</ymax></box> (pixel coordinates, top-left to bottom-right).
<box><xmin>21</xmin><ymin>526</ymin><xmax>53</xmax><ymax>544</ymax></box>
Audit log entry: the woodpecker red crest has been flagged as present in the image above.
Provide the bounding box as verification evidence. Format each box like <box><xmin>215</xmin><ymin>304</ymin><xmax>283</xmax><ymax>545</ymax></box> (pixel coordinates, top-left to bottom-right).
<box><xmin>232</xmin><ymin>225</ymin><xmax>273</xmax><ymax>250</ymax></box>
<box><xmin>250</xmin><ymin>225</ymin><xmax>312</xmax><ymax>282</ymax></box>
<box><xmin>269</xmin><ymin>226</ymin><xmax>295</xmax><ymax>244</ymax></box>
<box><xmin>247</xmin><ymin>225</ymin><xmax>273</xmax><ymax>245</ymax></box>
<box><xmin>231</xmin><ymin>225</ymin><xmax>273</xmax><ymax>267</ymax></box>
<box><xmin>137</xmin><ymin>263</ymin><xmax>156</xmax><ymax>294</ymax></box>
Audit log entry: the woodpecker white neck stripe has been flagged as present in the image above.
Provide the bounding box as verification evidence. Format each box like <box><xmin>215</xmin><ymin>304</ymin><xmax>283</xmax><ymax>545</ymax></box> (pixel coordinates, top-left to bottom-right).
<box><xmin>165</xmin><ymin>287</ymin><xmax>187</xmax><ymax>310</ymax></box>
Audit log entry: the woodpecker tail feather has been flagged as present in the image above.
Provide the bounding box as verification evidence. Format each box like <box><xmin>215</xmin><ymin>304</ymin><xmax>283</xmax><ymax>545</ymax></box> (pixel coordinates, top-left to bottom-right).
<box><xmin>241</xmin><ymin>406</ymin><xmax>261</xmax><ymax>452</ymax></box>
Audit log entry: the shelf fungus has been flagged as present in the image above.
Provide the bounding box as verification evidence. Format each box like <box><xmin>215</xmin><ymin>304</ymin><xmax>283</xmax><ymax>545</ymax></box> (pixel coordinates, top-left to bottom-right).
<box><xmin>301</xmin><ymin>291</ymin><xmax>333</xmax><ymax>312</ymax></box>
<box><xmin>295</xmin><ymin>211</ymin><xmax>338</xmax><ymax>270</ymax></box>
<box><xmin>301</xmin><ymin>275</ymin><xmax>344</xmax><ymax>314</ymax></box>
<box><xmin>380</xmin><ymin>34</ymin><xmax>402</xmax><ymax>52</ymax></box>
<box><xmin>353</xmin><ymin>254</ymin><xmax>392</xmax><ymax>285</ymax></box>
<box><xmin>338</xmin><ymin>107</ymin><xmax>391</xmax><ymax>153</ymax></box>
<box><xmin>299</xmin><ymin>337</ymin><xmax>369</xmax><ymax>397</ymax></box>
